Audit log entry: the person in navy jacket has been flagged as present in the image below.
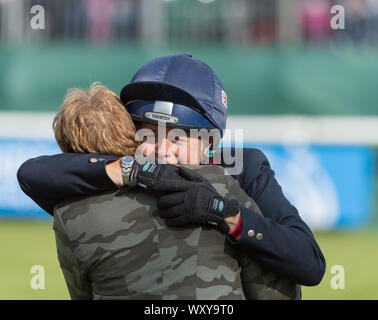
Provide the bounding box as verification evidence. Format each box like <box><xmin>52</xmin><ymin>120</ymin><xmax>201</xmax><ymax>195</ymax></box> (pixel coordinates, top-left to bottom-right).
<box><xmin>17</xmin><ymin>54</ymin><xmax>325</xmax><ymax>287</ymax></box>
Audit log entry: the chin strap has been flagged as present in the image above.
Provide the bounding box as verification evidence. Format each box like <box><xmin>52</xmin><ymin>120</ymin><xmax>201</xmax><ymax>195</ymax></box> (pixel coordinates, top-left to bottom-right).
<box><xmin>209</xmin><ymin>149</ymin><xmax>214</xmax><ymax>165</ymax></box>
<box><xmin>201</xmin><ymin>142</ymin><xmax>215</xmax><ymax>166</ymax></box>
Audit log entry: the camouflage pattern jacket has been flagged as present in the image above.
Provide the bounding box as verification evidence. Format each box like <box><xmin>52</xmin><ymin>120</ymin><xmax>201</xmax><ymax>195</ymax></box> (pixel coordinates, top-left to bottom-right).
<box><xmin>54</xmin><ymin>165</ymin><xmax>301</xmax><ymax>300</ymax></box>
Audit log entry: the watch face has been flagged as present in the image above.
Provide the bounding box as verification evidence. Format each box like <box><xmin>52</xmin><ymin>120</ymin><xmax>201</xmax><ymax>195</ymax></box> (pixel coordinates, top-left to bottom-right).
<box><xmin>122</xmin><ymin>156</ymin><xmax>134</xmax><ymax>166</ymax></box>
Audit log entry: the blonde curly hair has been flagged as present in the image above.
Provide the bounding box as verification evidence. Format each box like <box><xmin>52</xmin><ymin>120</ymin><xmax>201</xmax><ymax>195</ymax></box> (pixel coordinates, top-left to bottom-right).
<box><xmin>53</xmin><ymin>82</ymin><xmax>137</xmax><ymax>157</ymax></box>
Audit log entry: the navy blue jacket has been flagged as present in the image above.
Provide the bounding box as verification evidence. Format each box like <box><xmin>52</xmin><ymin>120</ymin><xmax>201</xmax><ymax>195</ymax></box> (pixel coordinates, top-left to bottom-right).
<box><xmin>17</xmin><ymin>148</ymin><xmax>326</xmax><ymax>286</ymax></box>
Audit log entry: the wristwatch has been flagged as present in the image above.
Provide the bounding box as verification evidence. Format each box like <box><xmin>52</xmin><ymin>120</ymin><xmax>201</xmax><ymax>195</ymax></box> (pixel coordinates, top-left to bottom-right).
<box><xmin>120</xmin><ymin>156</ymin><xmax>135</xmax><ymax>186</ymax></box>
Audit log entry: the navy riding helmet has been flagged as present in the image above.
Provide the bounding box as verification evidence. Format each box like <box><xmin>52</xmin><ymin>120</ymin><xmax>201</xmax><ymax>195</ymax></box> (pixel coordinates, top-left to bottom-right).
<box><xmin>120</xmin><ymin>54</ymin><xmax>228</xmax><ymax>136</ymax></box>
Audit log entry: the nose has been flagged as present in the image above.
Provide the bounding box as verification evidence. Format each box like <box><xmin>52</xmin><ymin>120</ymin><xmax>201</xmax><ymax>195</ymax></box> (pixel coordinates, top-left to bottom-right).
<box><xmin>155</xmin><ymin>137</ymin><xmax>177</xmax><ymax>163</ymax></box>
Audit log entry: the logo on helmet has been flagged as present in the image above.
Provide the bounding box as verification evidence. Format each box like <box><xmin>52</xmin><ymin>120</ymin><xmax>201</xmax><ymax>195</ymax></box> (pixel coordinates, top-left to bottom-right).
<box><xmin>221</xmin><ymin>90</ymin><xmax>227</xmax><ymax>109</ymax></box>
<box><xmin>144</xmin><ymin>112</ymin><xmax>179</xmax><ymax>124</ymax></box>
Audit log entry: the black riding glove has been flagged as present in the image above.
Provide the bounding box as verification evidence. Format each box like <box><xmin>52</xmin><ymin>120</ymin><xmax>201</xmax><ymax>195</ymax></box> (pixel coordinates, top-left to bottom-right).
<box><xmin>154</xmin><ymin>179</ymin><xmax>240</xmax><ymax>234</ymax></box>
<box><xmin>130</xmin><ymin>162</ymin><xmax>209</xmax><ymax>191</ymax></box>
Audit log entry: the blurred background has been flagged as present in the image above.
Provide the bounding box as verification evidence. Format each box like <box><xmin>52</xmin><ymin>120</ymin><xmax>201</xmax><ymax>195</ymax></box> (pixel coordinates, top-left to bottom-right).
<box><xmin>1</xmin><ymin>0</ymin><xmax>378</xmax><ymax>300</ymax></box>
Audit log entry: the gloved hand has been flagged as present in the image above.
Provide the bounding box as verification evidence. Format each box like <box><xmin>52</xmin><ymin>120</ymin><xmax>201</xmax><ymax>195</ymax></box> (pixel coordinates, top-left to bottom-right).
<box><xmin>153</xmin><ymin>179</ymin><xmax>240</xmax><ymax>234</ymax></box>
<box><xmin>130</xmin><ymin>162</ymin><xmax>209</xmax><ymax>191</ymax></box>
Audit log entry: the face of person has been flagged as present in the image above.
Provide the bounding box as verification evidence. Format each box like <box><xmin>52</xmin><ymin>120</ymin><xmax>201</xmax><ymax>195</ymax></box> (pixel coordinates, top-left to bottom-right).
<box><xmin>135</xmin><ymin>122</ymin><xmax>205</xmax><ymax>165</ymax></box>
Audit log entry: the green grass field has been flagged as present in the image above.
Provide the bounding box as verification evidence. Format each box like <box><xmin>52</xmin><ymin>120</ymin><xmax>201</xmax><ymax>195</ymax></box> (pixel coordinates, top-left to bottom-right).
<box><xmin>1</xmin><ymin>219</ymin><xmax>378</xmax><ymax>300</ymax></box>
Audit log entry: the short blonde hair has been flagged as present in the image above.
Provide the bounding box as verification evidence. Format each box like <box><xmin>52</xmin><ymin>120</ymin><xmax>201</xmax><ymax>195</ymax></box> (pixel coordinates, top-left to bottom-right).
<box><xmin>53</xmin><ymin>83</ymin><xmax>137</xmax><ymax>157</ymax></box>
